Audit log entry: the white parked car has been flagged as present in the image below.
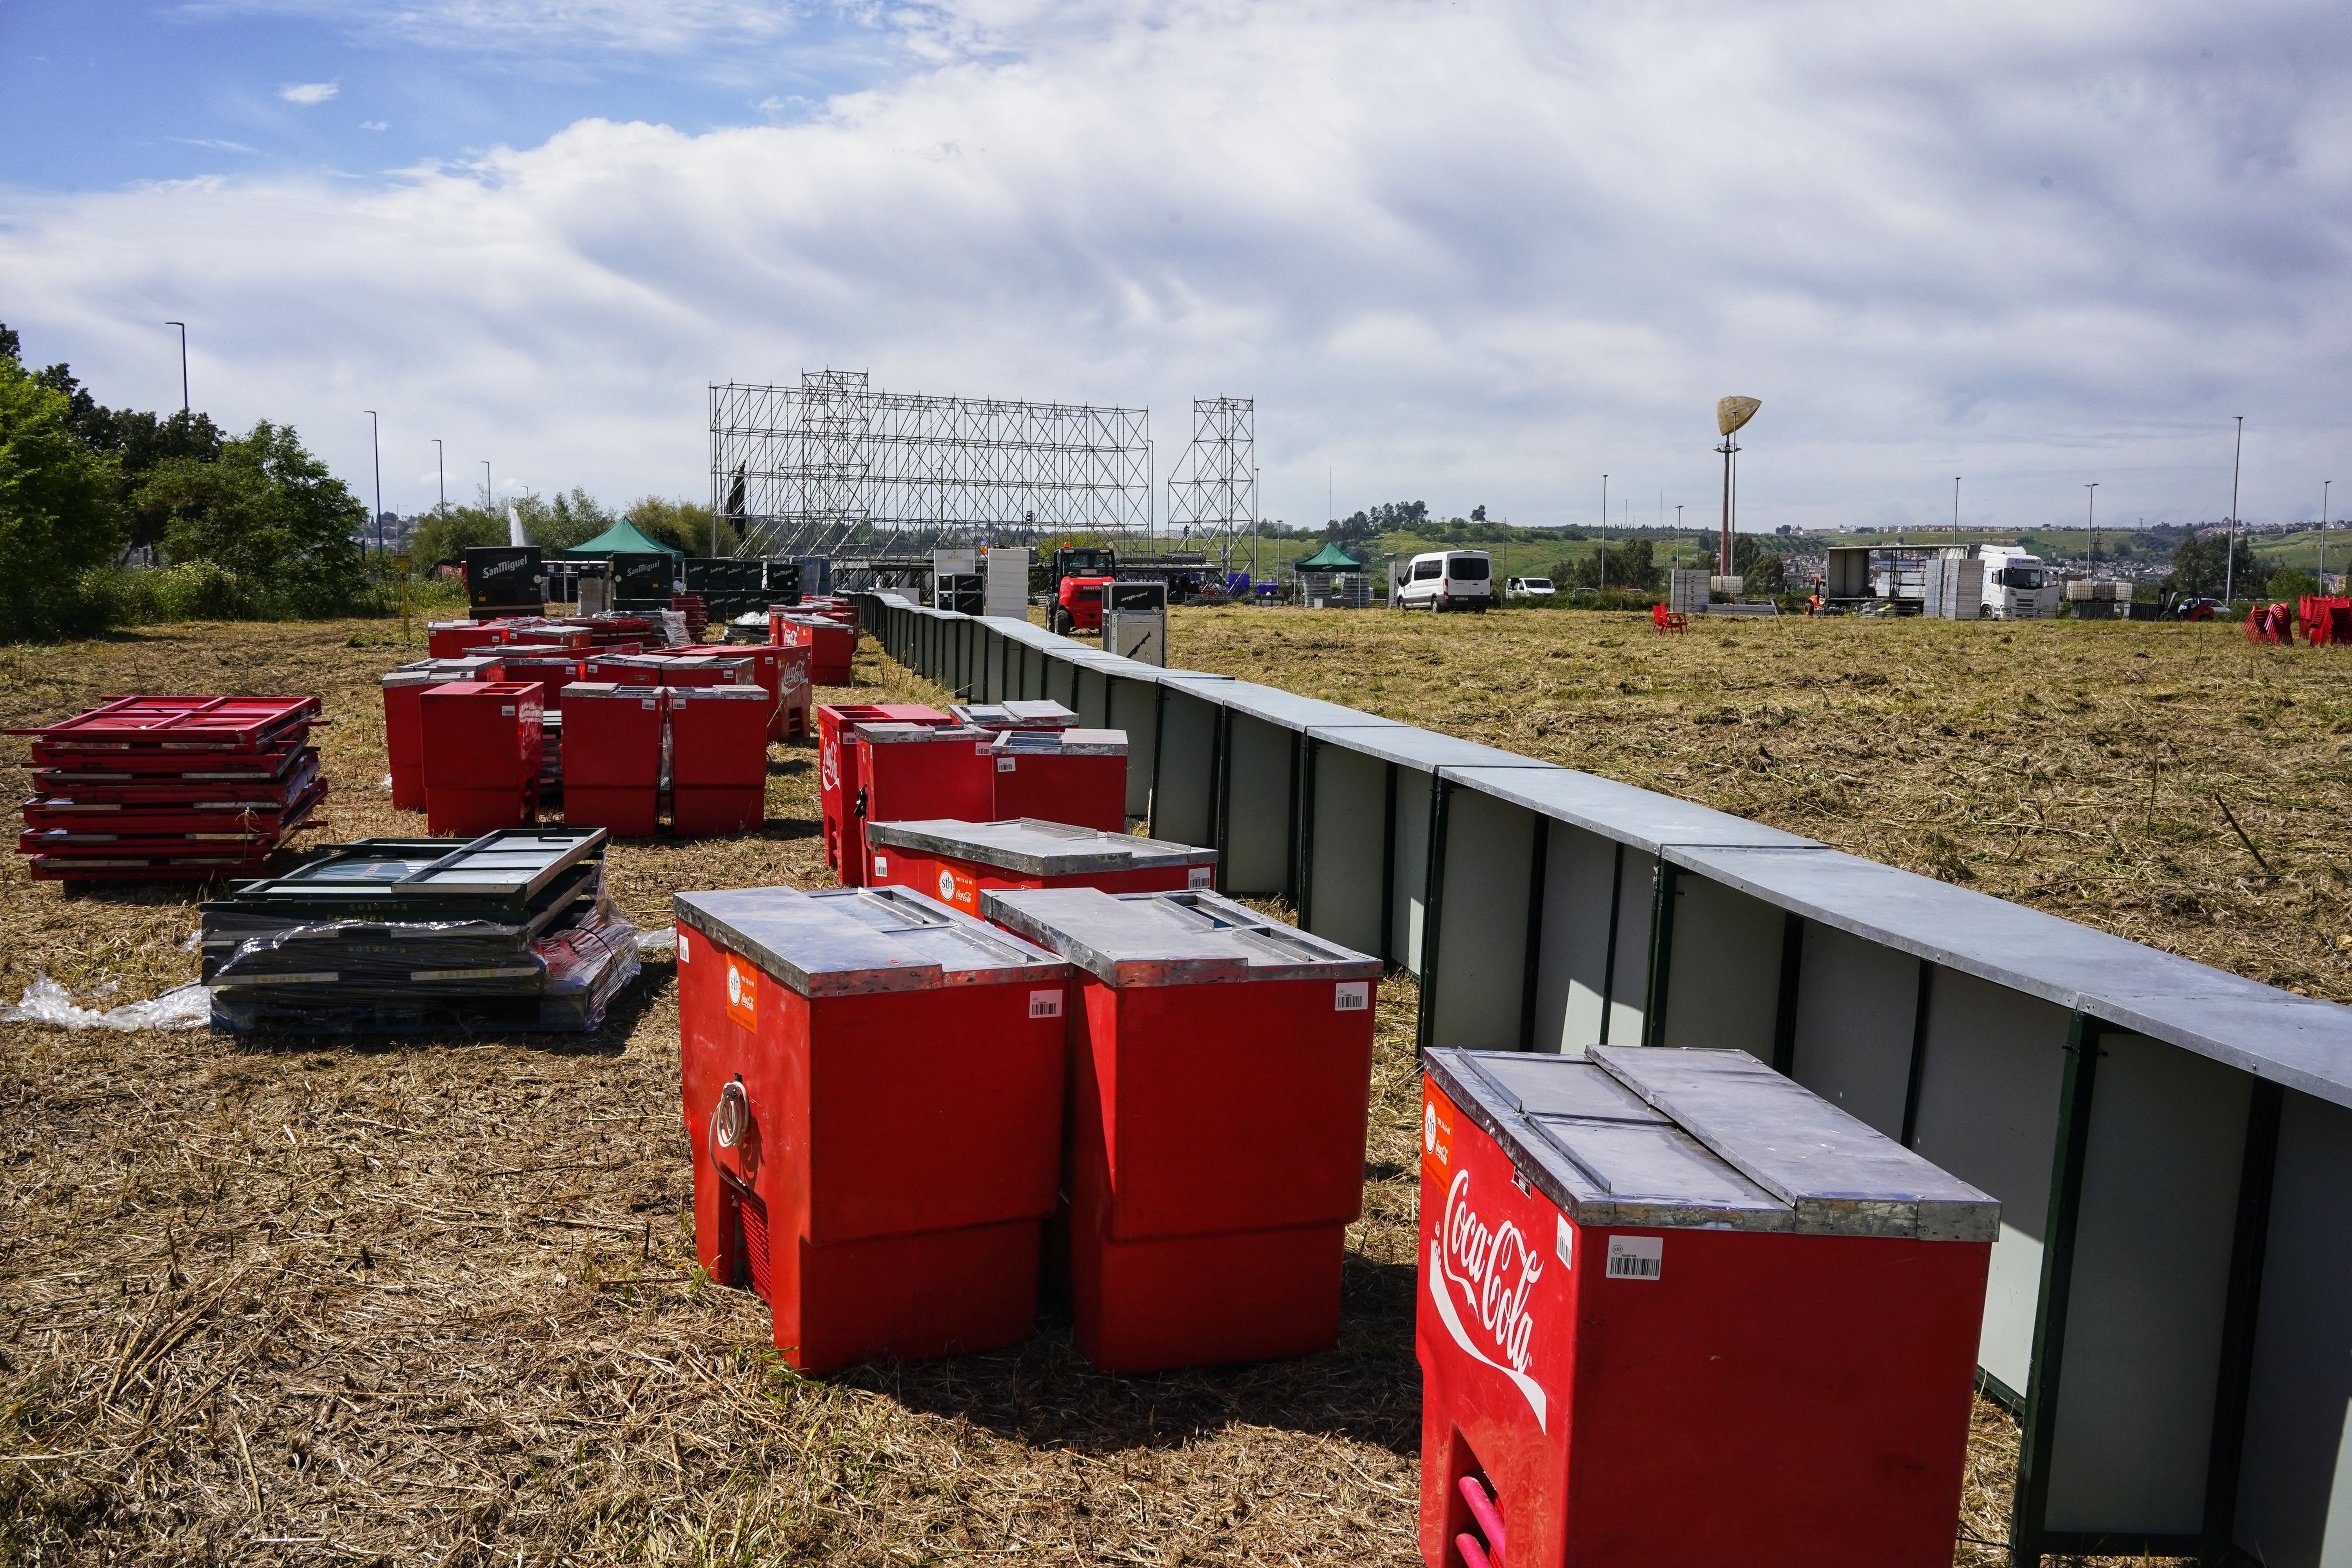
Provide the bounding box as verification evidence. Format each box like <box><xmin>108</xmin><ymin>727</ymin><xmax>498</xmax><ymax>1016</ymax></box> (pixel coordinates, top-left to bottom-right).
<box><xmin>1395</xmin><ymin>550</ymin><xmax>1495</xmax><ymax>612</ymax></box>
<box><xmin>1505</xmin><ymin>576</ymin><xmax>1555</xmax><ymax>597</ymax></box>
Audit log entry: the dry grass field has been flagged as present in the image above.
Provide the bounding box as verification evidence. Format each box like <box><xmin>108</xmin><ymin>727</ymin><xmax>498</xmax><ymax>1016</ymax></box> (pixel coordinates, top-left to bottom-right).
<box><xmin>0</xmin><ymin>611</ymin><xmax>2256</xmax><ymax>1566</ymax></box>
<box><xmin>1167</xmin><ymin>602</ymin><xmax>2352</xmax><ymax>1002</ymax></box>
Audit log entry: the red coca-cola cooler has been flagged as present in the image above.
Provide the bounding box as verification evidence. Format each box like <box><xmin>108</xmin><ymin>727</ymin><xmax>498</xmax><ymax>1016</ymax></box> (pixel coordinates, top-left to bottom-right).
<box><xmin>981</xmin><ymin>886</ymin><xmax>1380</xmax><ymax>1374</ymax></box>
<box><xmin>866</xmin><ymin>817</ymin><xmax>1215</xmax><ymax>917</ymax></box>
<box><xmin>668</xmin><ymin>685</ymin><xmax>768</xmax><ymax>835</ymax></box>
<box><xmin>1416</xmin><ymin>1047</ymin><xmax>1996</xmax><ymax>1568</ymax></box>
<box><xmin>814</xmin><ymin>704</ymin><xmax>953</xmax><ymax>880</ymax></box>
<box><xmin>771</xmin><ymin>642</ymin><xmax>812</xmax><ymax>741</ymax></box>
<box><xmin>989</xmin><ymin>728</ymin><xmax>1127</xmax><ymax>831</ymax></box>
<box><xmin>951</xmin><ymin>701</ymin><xmax>1077</xmax><ymax>732</ymax></box>
<box><xmin>848</xmin><ymin>724</ymin><xmax>995</xmax><ymax>887</ymax></box>
<box><xmin>583</xmin><ymin>652</ymin><xmax>668</xmax><ymax>686</ymax></box>
<box><xmin>426</xmin><ymin>619</ymin><xmax>509</xmax><ymax>659</ymax></box>
<box><xmin>674</xmin><ymin>884</ymin><xmax>1071</xmax><ymax>1372</ymax></box>
<box><xmin>386</xmin><ymin>658</ymin><xmax>511</xmax><ymax>809</ymax></box>
<box><xmin>771</xmin><ymin>612</ymin><xmax>856</xmax><ymax>685</ymax></box>
<box><xmin>561</xmin><ymin>682</ymin><xmax>665</xmax><ymax>837</ymax></box>
<box><xmin>419</xmin><ymin>680</ymin><xmax>543</xmax><ymax>836</ymax></box>
<box><xmin>494</xmin><ymin>652</ymin><xmax>584</xmax><ymax>713</ymax></box>
<box><xmin>381</xmin><ymin>670</ymin><xmax>443</xmax><ymax>811</ymax></box>
<box><xmin>649</xmin><ymin>652</ymin><xmax>757</xmax><ymax>690</ymax></box>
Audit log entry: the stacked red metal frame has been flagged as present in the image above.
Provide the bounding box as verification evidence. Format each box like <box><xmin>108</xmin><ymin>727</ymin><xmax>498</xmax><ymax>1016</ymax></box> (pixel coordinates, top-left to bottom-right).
<box><xmin>10</xmin><ymin>695</ymin><xmax>327</xmax><ymax>882</ymax></box>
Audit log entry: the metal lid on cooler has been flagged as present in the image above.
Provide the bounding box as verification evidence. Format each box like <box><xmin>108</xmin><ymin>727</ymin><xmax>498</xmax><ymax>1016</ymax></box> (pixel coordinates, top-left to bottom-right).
<box><xmin>980</xmin><ymin>887</ymin><xmax>1381</xmax><ymax>987</ymax></box>
<box><xmin>675</xmin><ymin>884</ymin><xmax>1068</xmax><ymax>996</ymax></box>
<box><xmin>864</xmin><ymin>818</ymin><xmax>1216</xmax><ymax>876</ymax></box>
<box><xmin>992</xmin><ymin>727</ymin><xmax>1126</xmax><ymax>756</ymax></box>
<box><xmin>856</xmin><ymin>722</ymin><xmax>992</xmax><ymax>746</ymax></box>
<box><xmin>1424</xmin><ymin>1047</ymin><xmax>1999</xmax><ymax>1241</ymax></box>
<box><xmin>952</xmin><ymin>700</ymin><xmax>1078</xmax><ymax>730</ymax></box>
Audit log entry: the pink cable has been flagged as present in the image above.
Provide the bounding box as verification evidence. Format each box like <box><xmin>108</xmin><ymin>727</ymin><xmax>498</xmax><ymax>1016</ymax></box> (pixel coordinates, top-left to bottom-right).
<box><xmin>1458</xmin><ymin>1475</ymin><xmax>1506</xmax><ymax>1566</ymax></box>
<box><xmin>1454</xmin><ymin>1533</ymin><xmax>1494</xmax><ymax>1568</ymax></box>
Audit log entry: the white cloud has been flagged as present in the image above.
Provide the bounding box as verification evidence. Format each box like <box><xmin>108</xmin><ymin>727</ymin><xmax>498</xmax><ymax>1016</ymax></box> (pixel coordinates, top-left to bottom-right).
<box><xmin>359</xmin><ymin>120</ymin><xmax>390</xmax><ymax>131</ymax></box>
<box><xmin>201</xmin><ymin>0</ymin><xmax>803</xmax><ymax>55</ymax></box>
<box><xmin>15</xmin><ymin>0</ymin><xmax>2352</xmax><ymax>529</ymax></box>
<box><xmin>279</xmin><ymin>80</ymin><xmax>340</xmax><ymax>104</ymax></box>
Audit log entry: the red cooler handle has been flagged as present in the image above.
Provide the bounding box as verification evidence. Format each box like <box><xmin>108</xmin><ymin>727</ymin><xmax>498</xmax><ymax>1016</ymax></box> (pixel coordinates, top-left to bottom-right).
<box><xmin>1457</xmin><ymin>1475</ymin><xmax>1505</xmax><ymax>1566</ymax></box>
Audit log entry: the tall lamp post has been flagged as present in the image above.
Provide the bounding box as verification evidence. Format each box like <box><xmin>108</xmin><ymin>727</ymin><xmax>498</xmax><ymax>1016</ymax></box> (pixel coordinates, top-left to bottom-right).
<box><xmin>433</xmin><ymin>439</ymin><xmax>445</xmax><ymax>515</ymax></box>
<box><xmin>2085</xmin><ymin>483</ymin><xmax>2098</xmax><ymax>569</ymax></box>
<box><xmin>1716</xmin><ymin>397</ymin><xmax>1761</xmax><ymax>589</ymax></box>
<box><xmin>2225</xmin><ymin>416</ymin><xmax>2244</xmax><ymax>606</ymax></box>
<box><xmin>483</xmin><ymin>461</ymin><xmax>493</xmax><ymax>514</ymax></box>
<box><xmin>1599</xmin><ymin>474</ymin><xmax>1608</xmax><ymax>592</ymax></box>
<box><xmin>2322</xmin><ymin>479</ymin><xmax>2333</xmax><ymax>588</ymax></box>
<box><xmin>1953</xmin><ymin>477</ymin><xmax>1961</xmax><ymax>548</ymax></box>
<box><xmin>365</xmin><ymin>410</ymin><xmax>384</xmax><ymax>558</ymax></box>
<box><xmin>163</xmin><ymin>322</ymin><xmax>188</xmax><ymax>414</ymax></box>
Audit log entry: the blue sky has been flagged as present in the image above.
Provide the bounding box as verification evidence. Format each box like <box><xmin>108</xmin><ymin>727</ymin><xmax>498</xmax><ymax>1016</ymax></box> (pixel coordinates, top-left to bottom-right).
<box><xmin>3</xmin><ymin>1</ymin><xmax>2348</xmax><ymax>535</ymax></box>
<box><xmin>0</xmin><ymin>0</ymin><xmax>888</xmax><ymax>189</ymax></box>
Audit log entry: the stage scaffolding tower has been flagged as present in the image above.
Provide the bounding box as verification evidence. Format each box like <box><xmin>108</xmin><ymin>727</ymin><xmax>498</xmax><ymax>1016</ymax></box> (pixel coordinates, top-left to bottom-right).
<box><xmin>1165</xmin><ymin>396</ymin><xmax>1256</xmax><ymax>570</ymax></box>
<box><xmin>710</xmin><ymin>371</ymin><xmax>1154</xmax><ymax>559</ymax></box>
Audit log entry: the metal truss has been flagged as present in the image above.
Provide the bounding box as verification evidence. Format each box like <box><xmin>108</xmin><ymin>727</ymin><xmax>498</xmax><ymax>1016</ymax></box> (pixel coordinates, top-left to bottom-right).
<box><xmin>711</xmin><ymin>370</ymin><xmax>1153</xmax><ymax>559</ymax></box>
<box><xmin>1164</xmin><ymin>396</ymin><xmax>1256</xmax><ymax>568</ymax></box>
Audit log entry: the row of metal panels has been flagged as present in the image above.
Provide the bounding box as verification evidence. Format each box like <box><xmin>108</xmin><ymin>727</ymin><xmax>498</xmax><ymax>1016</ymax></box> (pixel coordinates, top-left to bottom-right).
<box><xmin>859</xmin><ymin>592</ymin><xmax>2352</xmax><ymax>1567</ymax></box>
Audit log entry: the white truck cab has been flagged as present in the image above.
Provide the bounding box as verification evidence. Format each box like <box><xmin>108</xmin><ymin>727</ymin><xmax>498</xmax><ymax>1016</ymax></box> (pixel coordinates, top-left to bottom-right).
<box><xmin>1395</xmin><ymin>550</ymin><xmax>1494</xmax><ymax>612</ymax></box>
<box><xmin>1506</xmin><ymin>576</ymin><xmax>1556</xmax><ymax>597</ymax></box>
<box><xmin>1978</xmin><ymin>546</ymin><xmax>2062</xmax><ymax>620</ymax></box>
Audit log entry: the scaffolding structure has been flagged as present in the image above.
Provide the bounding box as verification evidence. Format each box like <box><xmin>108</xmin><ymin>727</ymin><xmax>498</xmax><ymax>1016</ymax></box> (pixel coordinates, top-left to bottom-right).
<box><xmin>710</xmin><ymin>371</ymin><xmax>1153</xmax><ymax>559</ymax></box>
<box><xmin>1164</xmin><ymin>397</ymin><xmax>1256</xmax><ymax>568</ymax></box>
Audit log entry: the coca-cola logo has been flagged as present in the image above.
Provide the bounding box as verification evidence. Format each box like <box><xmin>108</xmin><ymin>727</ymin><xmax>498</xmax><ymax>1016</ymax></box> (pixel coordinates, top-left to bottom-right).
<box><xmin>1428</xmin><ymin>1167</ymin><xmax>1550</xmax><ymax>1430</ymax></box>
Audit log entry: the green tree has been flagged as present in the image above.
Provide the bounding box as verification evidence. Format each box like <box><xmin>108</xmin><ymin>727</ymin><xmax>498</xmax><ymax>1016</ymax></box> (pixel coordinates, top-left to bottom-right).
<box><xmin>513</xmin><ymin>487</ymin><xmax>617</xmax><ymax>552</ymax></box>
<box><xmin>2267</xmin><ymin>566</ymin><xmax>2320</xmax><ymax>603</ymax></box>
<box><xmin>1697</xmin><ymin>535</ymin><xmax>1786</xmax><ymax>593</ymax></box>
<box><xmin>1569</xmin><ymin>536</ymin><xmax>1660</xmax><ymax>592</ymax></box>
<box><xmin>410</xmin><ymin>505</ymin><xmax>508</xmax><ymax>566</ymax></box>
<box><xmin>0</xmin><ymin>352</ymin><xmax>125</xmax><ymax>638</ymax></box>
<box><xmin>628</xmin><ymin>495</ymin><xmax>729</xmax><ymax>556</ymax></box>
<box><xmin>137</xmin><ymin>422</ymin><xmax>366</xmax><ymax>615</ymax></box>
<box><xmin>2164</xmin><ymin>533</ymin><xmax>2261</xmax><ymax>599</ymax></box>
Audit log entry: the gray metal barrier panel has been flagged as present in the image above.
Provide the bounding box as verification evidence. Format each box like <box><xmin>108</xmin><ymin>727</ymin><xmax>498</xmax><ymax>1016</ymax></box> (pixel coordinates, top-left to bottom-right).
<box><xmin>1296</xmin><ymin>728</ymin><xmax>1557</xmax><ymax>980</ymax></box>
<box><xmin>1431</xmin><ymin>767</ymin><xmax>1817</xmax><ymax>1056</ymax></box>
<box><xmin>1183</xmin><ymin>682</ymin><xmax>1405</xmax><ymax>898</ymax></box>
<box><xmin>860</xmin><ymin>611</ymin><xmax>2352</xmax><ymax>1568</ymax></box>
<box><xmin>1655</xmin><ymin>842</ymin><xmax>2352</xmax><ymax>1564</ymax></box>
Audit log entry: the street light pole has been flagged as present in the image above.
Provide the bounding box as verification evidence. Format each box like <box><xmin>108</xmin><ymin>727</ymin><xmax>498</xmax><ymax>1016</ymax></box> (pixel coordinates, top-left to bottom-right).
<box><xmin>365</xmin><ymin>410</ymin><xmax>383</xmax><ymax>558</ymax></box>
<box><xmin>1953</xmin><ymin>477</ymin><xmax>1961</xmax><ymax>549</ymax></box>
<box><xmin>483</xmin><ymin>461</ymin><xmax>492</xmax><ymax>514</ymax></box>
<box><xmin>164</xmin><ymin>322</ymin><xmax>188</xmax><ymax>414</ymax></box>
<box><xmin>2323</xmin><ymin>479</ymin><xmax>2333</xmax><ymax>588</ymax></box>
<box><xmin>2085</xmin><ymin>483</ymin><xmax>2098</xmax><ymax>569</ymax></box>
<box><xmin>433</xmin><ymin>439</ymin><xmax>445</xmax><ymax>515</ymax></box>
<box><xmin>2225</xmin><ymin>416</ymin><xmax>2244</xmax><ymax>606</ymax></box>
<box><xmin>1599</xmin><ymin>474</ymin><xmax>1608</xmax><ymax>592</ymax></box>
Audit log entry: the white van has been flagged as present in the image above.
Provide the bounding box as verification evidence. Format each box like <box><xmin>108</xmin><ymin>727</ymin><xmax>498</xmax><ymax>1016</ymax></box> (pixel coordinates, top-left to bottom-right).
<box><xmin>1395</xmin><ymin>550</ymin><xmax>1494</xmax><ymax>612</ymax></box>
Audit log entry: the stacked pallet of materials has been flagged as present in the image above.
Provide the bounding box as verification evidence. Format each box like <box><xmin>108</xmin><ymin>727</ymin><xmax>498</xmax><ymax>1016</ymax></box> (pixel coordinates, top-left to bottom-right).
<box><xmin>200</xmin><ymin>827</ymin><xmax>637</xmax><ymax>1034</ymax></box>
<box><xmin>11</xmin><ymin>696</ymin><xmax>326</xmax><ymax>884</ymax></box>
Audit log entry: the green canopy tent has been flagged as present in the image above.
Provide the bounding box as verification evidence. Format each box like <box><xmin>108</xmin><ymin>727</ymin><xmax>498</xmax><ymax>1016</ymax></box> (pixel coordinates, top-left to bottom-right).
<box><xmin>558</xmin><ymin>518</ymin><xmax>681</xmax><ymax>559</ymax></box>
<box><xmin>1294</xmin><ymin>541</ymin><xmax>1367</xmax><ymax>572</ymax></box>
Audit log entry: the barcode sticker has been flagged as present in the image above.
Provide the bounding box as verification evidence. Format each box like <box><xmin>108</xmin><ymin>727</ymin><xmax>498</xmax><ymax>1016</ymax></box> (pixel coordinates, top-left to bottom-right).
<box><xmin>1556</xmin><ymin>1216</ymin><xmax>1574</xmax><ymax>1268</ymax></box>
<box><xmin>501</xmin><ymin>705</ymin><xmax>516</xmax><ymax>716</ymax></box>
<box><xmin>996</xmin><ymin>757</ymin><xmax>1016</xmax><ymax>772</ymax></box>
<box><xmin>873</xmin><ymin>855</ymin><xmax>887</xmax><ymax>877</ymax></box>
<box><xmin>678</xmin><ymin>930</ymin><xmax>691</xmax><ymax>963</ymax></box>
<box><xmin>1335</xmin><ymin>981</ymin><xmax>1370</xmax><ymax>1012</ymax></box>
<box><xmin>1606</xmin><ymin>1235</ymin><xmax>1663</xmax><ymax>1280</ymax></box>
<box><xmin>1187</xmin><ymin>866</ymin><xmax>1212</xmax><ymax>889</ymax></box>
<box><xmin>1028</xmin><ymin>989</ymin><xmax>1064</xmax><ymax>1019</ymax></box>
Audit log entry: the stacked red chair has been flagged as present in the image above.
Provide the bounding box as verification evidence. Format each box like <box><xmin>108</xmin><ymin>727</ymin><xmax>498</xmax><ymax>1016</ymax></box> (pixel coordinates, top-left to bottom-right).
<box><xmin>2245</xmin><ymin>602</ymin><xmax>2294</xmax><ymax>645</ymax></box>
<box><xmin>11</xmin><ymin>696</ymin><xmax>327</xmax><ymax>883</ymax></box>
<box><xmin>2300</xmin><ymin>595</ymin><xmax>2352</xmax><ymax>646</ymax></box>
